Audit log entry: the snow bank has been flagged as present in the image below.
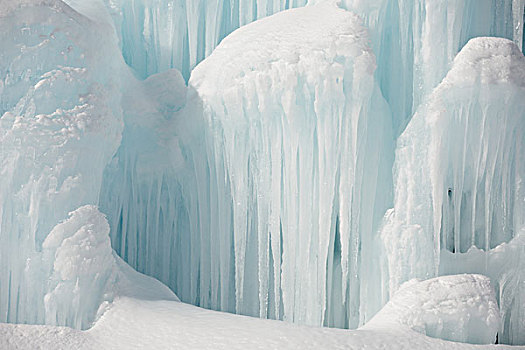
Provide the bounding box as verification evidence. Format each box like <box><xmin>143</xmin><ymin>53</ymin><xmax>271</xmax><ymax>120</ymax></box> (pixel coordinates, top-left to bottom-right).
<box><xmin>0</xmin><ymin>274</ymin><xmax>514</xmax><ymax>349</ymax></box>
<box><xmin>367</xmin><ymin>274</ymin><xmax>500</xmax><ymax>344</ymax></box>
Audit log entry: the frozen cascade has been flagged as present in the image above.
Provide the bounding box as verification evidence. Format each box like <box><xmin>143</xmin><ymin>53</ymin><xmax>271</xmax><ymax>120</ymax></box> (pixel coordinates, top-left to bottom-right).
<box><xmin>328</xmin><ymin>0</ymin><xmax>525</xmax><ymax>134</ymax></box>
<box><xmin>381</xmin><ymin>37</ymin><xmax>525</xmax><ymax>343</ymax></box>
<box><xmin>184</xmin><ymin>1</ymin><xmax>393</xmax><ymax>327</ymax></box>
<box><xmin>100</xmin><ymin>0</ymin><xmax>307</xmax><ymax>80</ymax></box>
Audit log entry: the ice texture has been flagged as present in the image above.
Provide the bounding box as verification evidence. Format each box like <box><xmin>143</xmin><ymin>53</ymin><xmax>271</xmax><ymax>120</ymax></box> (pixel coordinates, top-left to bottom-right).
<box><xmin>1</xmin><ymin>0</ymin><xmax>525</xmax><ymax>346</ymax></box>
<box><xmin>98</xmin><ymin>67</ymin><xmax>190</xmax><ymax>298</ymax></box>
<box><xmin>180</xmin><ymin>1</ymin><xmax>393</xmax><ymax>328</ymax></box>
<box><xmin>381</xmin><ymin>37</ymin><xmax>525</xmax><ymax>342</ymax></box>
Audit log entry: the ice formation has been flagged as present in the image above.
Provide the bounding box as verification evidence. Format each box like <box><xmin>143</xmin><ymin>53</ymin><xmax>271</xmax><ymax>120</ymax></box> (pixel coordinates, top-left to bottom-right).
<box><xmin>381</xmin><ymin>37</ymin><xmax>525</xmax><ymax>342</ymax></box>
<box><xmin>1</xmin><ymin>0</ymin><xmax>525</xmax><ymax>347</ymax></box>
<box><xmin>0</xmin><ymin>0</ymin><xmax>125</xmax><ymax>326</ymax></box>
<box><xmin>42</xmin><ymin>206</ymin><xmax>116</xmax><ymax>329</ymax></box>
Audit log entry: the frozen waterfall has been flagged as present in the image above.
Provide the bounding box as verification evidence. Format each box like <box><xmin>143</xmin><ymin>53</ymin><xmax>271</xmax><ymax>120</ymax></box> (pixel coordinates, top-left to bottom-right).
<box><xmin>1</xmin><ymin>0</ymin><xmax>525</xmax><ymax>346</ymax></box>
<box><xmin>338</xmin><ymin>0</ymin><xmax>525</xmax><ymax>134</ymax></box>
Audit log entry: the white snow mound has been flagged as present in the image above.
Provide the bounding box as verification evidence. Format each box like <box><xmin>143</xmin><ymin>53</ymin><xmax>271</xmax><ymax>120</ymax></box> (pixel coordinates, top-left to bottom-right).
<box><xmin>368</xmin><ymin>274</ymin><xmax>500</xmax><ymax>345</ymax></box>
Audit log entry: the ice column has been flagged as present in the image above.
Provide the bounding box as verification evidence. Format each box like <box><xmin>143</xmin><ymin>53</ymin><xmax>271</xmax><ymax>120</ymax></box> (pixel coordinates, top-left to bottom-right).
<box><xmin>381</xmin><ymin>37</ymin><xmax>525</xmax><ymax>311</ymax></box>
<box><xmin>185</xmin><ymin>2</ymin><xmax>393</xmax><ymax>327</ymax></box>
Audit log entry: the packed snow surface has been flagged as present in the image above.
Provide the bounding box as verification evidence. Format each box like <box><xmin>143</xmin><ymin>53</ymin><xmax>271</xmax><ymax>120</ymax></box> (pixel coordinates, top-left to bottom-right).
<box><xmin>0</xmin><ymin>274</ymin><xmax>517</xmax><ymax>349</ymax></box>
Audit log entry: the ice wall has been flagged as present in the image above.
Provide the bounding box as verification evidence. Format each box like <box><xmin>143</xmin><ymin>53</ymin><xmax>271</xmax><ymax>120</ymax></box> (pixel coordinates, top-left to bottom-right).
<box><xmin>334</xmin><ymin>0</ymin><xmax>525</xmax><ymax>134</ymax></box>
<box><xmin>95</xmin><ymin>1</ymin><xmax>525</xmax><ymax>337</ymax></box>
<box><xmin>0</xmin><ymin>0</ymin><xmax>124</xmax><ymax>326</ymax></box>
<box><xmin>381</xmin><ymin>37</ymin><xmax>525</xmax><ymax>343</ymax></box>
<box><xmin>102</xmin><ymin>0</ymin><xmax>307</xmax><ymax>80</ymax></box>
<box><xmin>181</xmin><ymin>1</ymin><xmax>393</xmax><ymax>328</ymax></box>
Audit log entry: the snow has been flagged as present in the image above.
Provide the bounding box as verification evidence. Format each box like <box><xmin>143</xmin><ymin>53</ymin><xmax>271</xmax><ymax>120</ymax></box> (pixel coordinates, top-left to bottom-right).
<box><xmin>440</xmin><ymin>37</ymin><xmax>525</xmax><ymax>87</ymax></box>
<box><xmin>440</xmin><ymin>228</ymin><xmax>525</xmax><ymax>345</ymax></box>
<box><xmin>366</xmin><ymin>275</ymin><xmax>500</xmax><ymax>344</ymax></box>
<box><xmin>98</xmin><ymin>0</ymin><xmax>308</xmax><ymax>80</ymax></box>
<box><xmin>1</xmin><ymin>274</ymin><xmax>518</xmax><ymax>349</ymax></box>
